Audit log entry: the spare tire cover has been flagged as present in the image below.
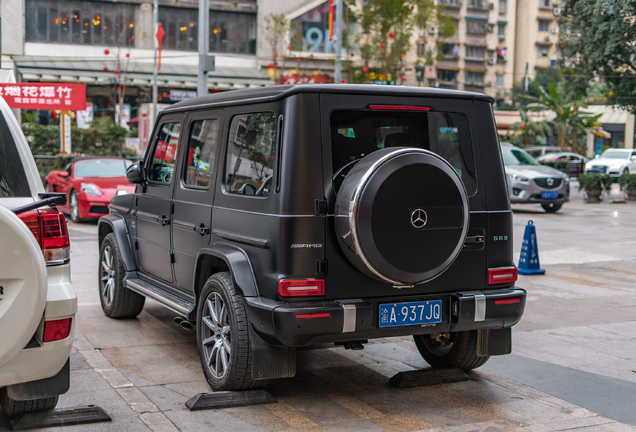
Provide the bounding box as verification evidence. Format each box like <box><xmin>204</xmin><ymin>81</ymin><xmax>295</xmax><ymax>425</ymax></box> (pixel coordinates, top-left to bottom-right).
<box><xmin>0</xmin><ymin>205</ymin><xmax>47</xmax><ymax>369</ymax></box>
<box><xmin>334</xmin><ymin>147</ymin><xmax>469</xmax><ymax>285</ymax></box>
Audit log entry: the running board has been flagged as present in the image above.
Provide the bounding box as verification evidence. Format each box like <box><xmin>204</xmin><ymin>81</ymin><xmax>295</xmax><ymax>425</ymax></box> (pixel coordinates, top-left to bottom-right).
<box><xmin>126</xmin><ymin>279</ymin><xmax>194</xmax><ymax>317</ymax></box>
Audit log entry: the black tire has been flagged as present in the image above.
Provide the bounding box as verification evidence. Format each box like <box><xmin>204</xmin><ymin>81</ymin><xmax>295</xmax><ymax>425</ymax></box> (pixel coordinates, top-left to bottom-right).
<box><xmin>69</xmin><ymin>190</ymin><xmax>81</xmax><ymax>223</ymax></box>
<box><xmin>0</xmin><ymin>388</ymin><xmax>58</xmax><ymax>417</ymax></box>
<box><xmin>541</xmin><ymin>202</ymin><xmax>562</xmax><ymax>213</ymax></box>
<box><xmin>413</xmin><ymin>330</ymin><xmax>489</xmax><ymax>371</ymax></box>
<box><xmin>99</xmin><ymin>233</ymin><xmax>145</xmax><ymax>318</ymax></box>
<box><xmin>196</xmin><ymin>272</ymin><xmax>266</xmax><ymax>391</ymax></box>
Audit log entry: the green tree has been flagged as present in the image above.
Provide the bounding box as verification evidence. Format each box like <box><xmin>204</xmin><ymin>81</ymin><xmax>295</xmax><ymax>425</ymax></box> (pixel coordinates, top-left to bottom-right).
<box><xmin>522</xmin><ymin>81</ymin><xmax>601</xmax><ymax>149</ymax></box>
<box><xmin>506</xmin><ymin>109</ymin><xmax>555</xmax><ymax>147</ymax></box>
<box><xmin>355</xmin><ymin>0</ymin><xmax>454</xmax><ymax>84</ymax></box>
<box><xmin>560</xmin><ymin>0</ymin><xmax>636</xmax><ymax>110</ymax></box>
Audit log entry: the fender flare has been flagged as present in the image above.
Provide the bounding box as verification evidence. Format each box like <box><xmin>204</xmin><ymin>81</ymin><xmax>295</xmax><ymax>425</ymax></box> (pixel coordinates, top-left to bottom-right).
<box><xmin>97</xmin><ymin>215</ymin><xmax>137</xmax><ymax>272</ymax></box>
<box><xmin>196</xmin><ymin>242</ymin><xmax>259</xmax><ymax>298</ymax></box>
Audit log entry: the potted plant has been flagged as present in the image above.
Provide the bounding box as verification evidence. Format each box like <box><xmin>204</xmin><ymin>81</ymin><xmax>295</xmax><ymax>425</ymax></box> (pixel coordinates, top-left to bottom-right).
<box><xmin>619</xmin><ymin>173</ymin><xmax>636</xmax><ymax>201</ymax></box>
<box><xmin>577</xmin><ymin>173</ymin><xmax>613</xmax><ymax>203</ymax></box>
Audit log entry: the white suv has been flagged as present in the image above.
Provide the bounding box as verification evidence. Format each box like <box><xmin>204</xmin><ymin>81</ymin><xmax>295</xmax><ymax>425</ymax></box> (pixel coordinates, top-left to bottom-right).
<box><xmin>0</xmin><ymin>96</ymin><xmax>77</xmax><ymax>417</ymax></box>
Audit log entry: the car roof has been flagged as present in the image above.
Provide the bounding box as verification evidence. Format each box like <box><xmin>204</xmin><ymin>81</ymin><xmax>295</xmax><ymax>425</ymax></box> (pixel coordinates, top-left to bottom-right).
<box><xmin>164</xmin><ymin>84</ymin><xmax>495</xmax><ymax>113</ymax></box>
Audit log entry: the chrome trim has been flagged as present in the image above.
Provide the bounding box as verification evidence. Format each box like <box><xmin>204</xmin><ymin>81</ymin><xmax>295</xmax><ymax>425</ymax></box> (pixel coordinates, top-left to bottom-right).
<box><xmin>126</xmin><ymin>279</ymin><xmax>190</xmax><ymax>316</ymax></box>
<box><xmin>212</xmin><ymin>230</ymin><xmax>269</xmax><ymax>248</ymax></box>
<box><xmin>342</xmin><ymin>304</ymin><xmax>356</xmax><ymax>333</ymax></box>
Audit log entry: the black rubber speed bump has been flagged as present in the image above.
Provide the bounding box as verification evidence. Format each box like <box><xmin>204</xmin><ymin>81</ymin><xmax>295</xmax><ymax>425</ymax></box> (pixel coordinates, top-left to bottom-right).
<box><xmin>185</xmin><ymin>390</ymin><xmax>276</xmax><ymax>411</ymax></box>
<box><xmin>10</xmin><ymin>405</ymin><xmax>111</xmax><ymax>430</ymax></box>
<box><xmin>389</xmin><ymin>368</ymin><xmax>469</xmax><ymax>388</ymax></box>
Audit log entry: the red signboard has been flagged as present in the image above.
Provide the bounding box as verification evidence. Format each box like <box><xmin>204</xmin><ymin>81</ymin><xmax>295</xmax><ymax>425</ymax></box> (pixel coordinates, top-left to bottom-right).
<box><xmin>0</xmin><ymin>83</ymin><xmax>86</xmax><ymax>111</ymax></box>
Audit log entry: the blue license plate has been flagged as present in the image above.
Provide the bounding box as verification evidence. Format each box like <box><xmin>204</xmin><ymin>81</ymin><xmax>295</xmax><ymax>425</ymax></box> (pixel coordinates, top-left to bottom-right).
<box><xmin>379</xmin><ymin>300</ymin><xmax>442</xmax><ymax>328</ymax></box>
<box><xmin>541</xmin><ymin>190</ymin><xmax>558</xmax><ymax>199</ymax></box>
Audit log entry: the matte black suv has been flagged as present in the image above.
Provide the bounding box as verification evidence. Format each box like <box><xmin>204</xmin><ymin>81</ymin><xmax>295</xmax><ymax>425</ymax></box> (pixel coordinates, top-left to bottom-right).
<box><xmin>98</xmin><ymin>84</ymin><xmax>525</xmax><ymax>391</ymax></box>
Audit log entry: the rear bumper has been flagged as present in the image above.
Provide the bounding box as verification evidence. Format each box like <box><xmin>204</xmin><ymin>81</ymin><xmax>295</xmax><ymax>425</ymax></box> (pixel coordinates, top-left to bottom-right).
<box><xmin>245</xmin><ymin>288</ymin><xmax>526</xmax><ymax>346</ymax></box>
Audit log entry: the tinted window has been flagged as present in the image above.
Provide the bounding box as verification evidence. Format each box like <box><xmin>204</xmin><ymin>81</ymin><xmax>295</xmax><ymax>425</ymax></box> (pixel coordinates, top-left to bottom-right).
<box><xmin>148</xmin><ymin>122</ymin><xmax>181</xmax><ymax>184</ymax></box>
<box><xmin>331</xmin><ymin>110</ymin><xmax>477</xmax><ymax>194</ymax></box>
<box><xmin>0</xmin><ymin>114</ymin><xmax>30</xmax><ymax>197</ymax></box>
<box><xmin>224</xmin><ymin>112</ymin><xmax>276</xmax><ymax>196</ymax></box>
<box><xmin>185</xmin><ymin>119</ymin><xmax>219</xmax><ymax>188</ymax></box>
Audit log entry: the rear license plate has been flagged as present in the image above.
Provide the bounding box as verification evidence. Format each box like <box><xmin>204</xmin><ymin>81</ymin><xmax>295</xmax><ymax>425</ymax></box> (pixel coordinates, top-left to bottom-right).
<box><xmin>541</xmin><ymin>190</ymin><xmax>558</xmax><ymax>199</ymax></box>
<box><xmin>379</xmin><ymin>300</ymin><xmax>442</xmax><ymax>328</ymax></box>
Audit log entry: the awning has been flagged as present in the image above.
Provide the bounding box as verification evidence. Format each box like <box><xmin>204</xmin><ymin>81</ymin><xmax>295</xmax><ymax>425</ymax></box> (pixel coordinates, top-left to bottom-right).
<box><xmin>12</xmin><ymin>55</ymin><xmax>271</xmax><ymax>90</ymax></box>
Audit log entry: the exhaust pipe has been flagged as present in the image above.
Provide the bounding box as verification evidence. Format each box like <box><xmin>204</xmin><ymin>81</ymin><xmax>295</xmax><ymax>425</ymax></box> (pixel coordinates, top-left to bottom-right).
<box><xmin>174</xmin><ymin>316</ymin><xmax>194</xmax><ymax>331</ymax></box>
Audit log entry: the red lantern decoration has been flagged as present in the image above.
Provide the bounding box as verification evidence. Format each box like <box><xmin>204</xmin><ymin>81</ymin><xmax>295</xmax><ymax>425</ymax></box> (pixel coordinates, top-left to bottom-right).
<box><xmin>379</xmin><ymin>43</ymin><xmax>384</xmax><ymax>48</ymax></box>
<box><xmin>388</xmin><ymin>32</ymin><xmax>395</xmax><ymax>39</ymax></box>
<box><xmin>362</xmin><ymin>66</ymin><xmax>369</xmax><ymax>73</ymax></box>
<box><xmin>104</xmin><ymin>49</ymin><xmax>110</xmax><ymax>55</ymax></box>
<box><xmin>296</xmin><ymin>58</ymin><xmax>301</xmax><ymax>63</ymax></box>
<box><xmin>274</xmin><ymin>53</ymin><xmax>279</xmax><ymax>58</ymax></box>
<box><xmin>131</xmin><ymin>36</ymin><xmax>136</xmax><ymax>42</ymax></box>
<box><xmin>382</xmin><ymin>55</ymin><xmax>387</xmax><ymax>59</ymax></box>
<box><xmin>103</xmin><ymin>67</ymin><xmax>108</xmax><ymax>72</ymax></box>
<box><xmin>126</xmin><ymin>53</ymin><xmax>130</xmax><ymax>58</ymax></box>
<box><xmin>402</xmin><ymin>76</ymin><xmax>406</xmax><ymax>82</ymax></box>
<box><xmin>114</xmin><ymin>68</ymin><xmax>121</xmax><ymax>75</ymax></box>
<box><xmin>350</xmin><ymin>52</ymin><xmax>355</xmax><ymax>57</ymax></box>
<box><xmin>287</xmin><ymin>45</ymin><xmax>292</xmax><ymax>51</ymax></box>
<box><xmin>341</xmin><ymin>79</ymin><xmax>346</xmax><ymax>83</ymax></box>
<box><xmin>268</xmin><ymin>62</ymin><xmax>275</xmax><ymax>69</ymax></box>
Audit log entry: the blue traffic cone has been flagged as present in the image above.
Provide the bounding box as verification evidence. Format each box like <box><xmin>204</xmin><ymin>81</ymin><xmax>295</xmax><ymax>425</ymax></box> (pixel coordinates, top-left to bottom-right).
<box><xmin>518</xmin><ymin>220</ymin><xmax>545</xmax><ymax>275</ymax></box>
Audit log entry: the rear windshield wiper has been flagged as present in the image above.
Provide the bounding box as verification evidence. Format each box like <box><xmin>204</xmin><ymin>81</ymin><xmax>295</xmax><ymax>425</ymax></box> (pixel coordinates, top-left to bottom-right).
<box><xmin>12</xmin><ymin>192</ymin><xmax>67</xmax><ymax>215</ymax></box>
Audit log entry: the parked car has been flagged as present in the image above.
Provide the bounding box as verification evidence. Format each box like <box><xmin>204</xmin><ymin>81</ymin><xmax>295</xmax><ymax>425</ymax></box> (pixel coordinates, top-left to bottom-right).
<box><xmin>45</xmin><ymin>157</ymin><xmax>135</xmax><ymax>222</ymax></box>
<box><xmin>584</xmin><ymin>148</ymin><xmax>636</xmax><ymax>179</ymax></box>
<box><xmin>537</xmin><ymin>152</ymin><xmax>589</xmax><ymax>177</ymax></box>
<box><xmin>523</xmin><ymin>145</ymin><xmax>564</xmax><ymax>158</ymax></box>
<box><xmin>501</xmin><ymin>142</ymin><xmax>570</xmax><ymax>213</ymax></box>
<box><xmin>0</xmin><ymin>96</ymin><xmax>77</xmax><ymax>417</ymax></box>
<box><xmin>98</xmin><ymin>84</ymin><xmax>526</xmax><ymax>392</ymax></box>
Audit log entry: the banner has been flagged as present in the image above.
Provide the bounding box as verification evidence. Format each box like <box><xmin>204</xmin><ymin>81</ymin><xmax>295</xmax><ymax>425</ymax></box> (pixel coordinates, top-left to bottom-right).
<box><xmin>77</xmin><ymin>102</ymin><xmax>94</xmax><ymax>129</ymax></box>
<box><xmin>0</xmin><ymin>83</ymin><xmax>86</xmax><ymax>111</ymax></box>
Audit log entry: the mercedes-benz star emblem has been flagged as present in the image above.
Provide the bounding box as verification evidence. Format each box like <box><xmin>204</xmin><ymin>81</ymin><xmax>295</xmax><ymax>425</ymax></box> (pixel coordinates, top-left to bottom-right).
<box><xmin>410</xmin><ymin>209</ymin><xmax>428</xmax><ymax>229</ymax></box>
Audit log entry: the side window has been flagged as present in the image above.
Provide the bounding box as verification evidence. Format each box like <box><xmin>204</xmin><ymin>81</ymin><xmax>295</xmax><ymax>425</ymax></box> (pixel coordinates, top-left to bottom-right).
<box><xmin>184</xmin><ymin>119</ymin><xmax>219</xmax><ymax>188</ymax></box>
<box><xmin>224</xmin><ymin>112</ymin><xmax>276</xmax><ymax>197</ymax></box>
<box><xmin>148</xmin><ymin>122</ymin><xmax>181</xmax><ymax>184</ymax></box>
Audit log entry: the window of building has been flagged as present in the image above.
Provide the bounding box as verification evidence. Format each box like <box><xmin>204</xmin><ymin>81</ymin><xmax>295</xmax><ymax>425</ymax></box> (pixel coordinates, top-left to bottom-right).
<box><xmin>148</xmin><ymin>122</ymin><xmax>181</xmax><ymax>184</ymax></box>
<box><xmin>25</xmin><ymin>0</ymin><xmax>256</xmax><ymax>54</ymax></box>
<box><xmin>440</xmin><ymin>43</ymin><xmax>459</xmax><ymax>58</ymax></box>
<box><xmin>417</xmin><ymin>43</ymin><xmax>426</xmax><ymax>56</ymax></box>
<box><xmin>464</xmin><ymin>71</ymin><xmax>485</xmax><ymax>85</ymax></box>
<box><xmin>539</xmin><ymin>0</ymin><xmax>551</xmax><ymax>8</ymax></box>
<box><xmin>184</xmin><ymin>119</ymin><xmax>220</xmax><ymax>188</ymax></box>
<box><xmin>440</xmin><ymin>0</ymin><xmax>461</xmax><ymax>5</ymax></box>
<box><xmin>538</xmin><ymin>19</ymin><xmax>551</xmax><ymax>32</ymax></box>
<box><xmin>437</xmin><ymin>69</ymin><xmax>458</xmax><ymax>83</ymax></box>
<box><xmin>224</xmin><ymin>112</ymin><xmax>276</xmax><ymax>197</ymax></box>
<box><xmin>498</xmin><ymin>22</ymin><xmax>506</xmax><ymax>37</ymax></box>
<box><xmin>467</xmin><ymin>0</ymin><xmax>486</xmax><ymax>7</ymax></box>
<box><xmin>466</xmin><ymin>19</ymin><xmax>488</xmax><ymax>36</ymax></box>
<box><xmin>26</xmin><ymin>0</ymin><xmax>136</xmax><ymax>46</ymax></box>
<box><xmin>291</xmin><ymin>1</ymin><xmax>358</xmax><ymax>54</ymax></box>
<box><xmin>496</xmin><ymin>74</ymin><xmax>504</xmax><ymax>86</ymax></box>
<box><xmin>537</xmin><ymin>44</ymin><xmax>550</xmax><ymax>58</ymax></box>
<box><xmin>499</xmin><ymin>0</ymin><xmax>507</xmax><ymax>12</ymax></box>
<box><xmin>466</xmin><ymin>45</ymin><xmax>485</xmax><ymax>60</ymax></box>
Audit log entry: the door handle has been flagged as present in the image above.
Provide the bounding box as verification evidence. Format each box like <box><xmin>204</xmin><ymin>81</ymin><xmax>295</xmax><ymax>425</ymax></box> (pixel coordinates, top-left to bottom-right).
<box><xmin>158</xmin><ymin>215</ymin><xmax>170</xmax><ymax>226</ymax></box>
<box><xmin>194</xmin><ymin>224</ymin><xmax>210</xmax><ymax>236</ymax></box>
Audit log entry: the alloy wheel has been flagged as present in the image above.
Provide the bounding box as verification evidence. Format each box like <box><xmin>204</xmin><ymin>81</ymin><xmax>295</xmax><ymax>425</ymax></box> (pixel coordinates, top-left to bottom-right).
<box><xmin>100</xmin><ymin>245</ymin><xmax>115</xmax><ymax>306</ymax></box>
<box><xmin>201</xmin><ymin>292</ymin><xmax>231</xmax><ymax>379</ymax></box>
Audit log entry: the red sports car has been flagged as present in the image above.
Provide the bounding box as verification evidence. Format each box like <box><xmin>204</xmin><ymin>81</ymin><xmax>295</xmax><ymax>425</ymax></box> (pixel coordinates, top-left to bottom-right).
<box><xmin>45</xmin><ymin>157</ymin><xmax>135</xmax><ymax>222</ymax></box>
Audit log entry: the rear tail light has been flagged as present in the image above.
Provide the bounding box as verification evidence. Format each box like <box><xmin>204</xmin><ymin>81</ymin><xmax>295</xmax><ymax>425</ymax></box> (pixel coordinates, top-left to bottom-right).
<box><xmin>488</xmin><ymin>266</ymin><xmax>518</xmax><ymax>285</ymax></box>
<box><xmin>18</xmin><ymin>208</ymin><xmax>70</xmax><ymax>265</ymax></box>
<box><xmin>43</xmin><ymin>318</ymin><xmax>73</xmax><ymax>342</ymax></box>
<box><xmin>368</xmin><ymin>105</ymin><xmax>431</xmax><ymax>111</ymax></box>
<box><xmin>278</xmin><ymin>279</ymin><xmax>325</xmax><ymax>297</ymax></box>
<box><xmin>295</xmin><ymin>313</ymin><xmax>331</xmax><ymax>319</ymax></box>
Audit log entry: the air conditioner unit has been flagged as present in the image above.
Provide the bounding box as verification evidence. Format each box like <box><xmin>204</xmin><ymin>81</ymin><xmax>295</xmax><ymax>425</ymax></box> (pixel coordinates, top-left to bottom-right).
<box><xmin>489</xmin><ymin>2</ymin><xmax>495</xmax><ymax>9</ymax></box>
<box><xmin>544</xmin><ymin>35</ymin><xmax>551</xmax><ymax>42</ymax></box>
<box><xmin>551</xmin><ymin>27</ymin><xmax>558</xmax><ymax>34</ymax></box>
<box><xmin>487</xmin><ymin>58</ymin><xmax>496</xmax><ymax>65</ymax></box>
<box><xmin>553</xmin><ymin>7</ymin><xmax>561</xmax><ymax>16</ymax></box>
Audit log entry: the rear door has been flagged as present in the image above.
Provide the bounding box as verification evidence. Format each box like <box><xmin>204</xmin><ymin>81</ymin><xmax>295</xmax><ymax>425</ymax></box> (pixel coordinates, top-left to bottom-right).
<box><xmin>172</xmin><ymin>111</ymin><xmax>223</xmax><ymax>293</ymax></box>
<box><xmin>135</xmin><ymin>114</ymin><xmax>183</xmax><ymax>283</ymax></box>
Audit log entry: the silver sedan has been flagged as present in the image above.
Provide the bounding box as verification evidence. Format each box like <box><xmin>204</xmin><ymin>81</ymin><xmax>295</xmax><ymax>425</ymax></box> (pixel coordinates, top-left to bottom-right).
<box><xmin>501</xmin><ymin>142</ymin><xmax>570</xmax><ymax>213</ymax></box>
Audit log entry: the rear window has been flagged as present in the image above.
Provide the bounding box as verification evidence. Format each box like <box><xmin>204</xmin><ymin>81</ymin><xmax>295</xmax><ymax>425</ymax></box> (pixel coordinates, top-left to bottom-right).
<box><xmin>331</xmin><ymin>110</ymin><xmax>477</xmax><ymax>194</ymax></box>
<box><xmin>0</xmin><ymin>113</ymin><xmax>30</xmax><ymax>197</ymax></box>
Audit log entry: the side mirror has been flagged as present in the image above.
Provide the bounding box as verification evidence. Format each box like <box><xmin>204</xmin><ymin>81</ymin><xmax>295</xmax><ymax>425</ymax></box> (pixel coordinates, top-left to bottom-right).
<box><xmin>126</xmin><ymin>161</ymin><xmax>145</xmax><ymax>184</ymax></box>
<box><xmin>60</xmin><ymin>171</ymin><xmax>70</xmax><ymax>179</ymax></box>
